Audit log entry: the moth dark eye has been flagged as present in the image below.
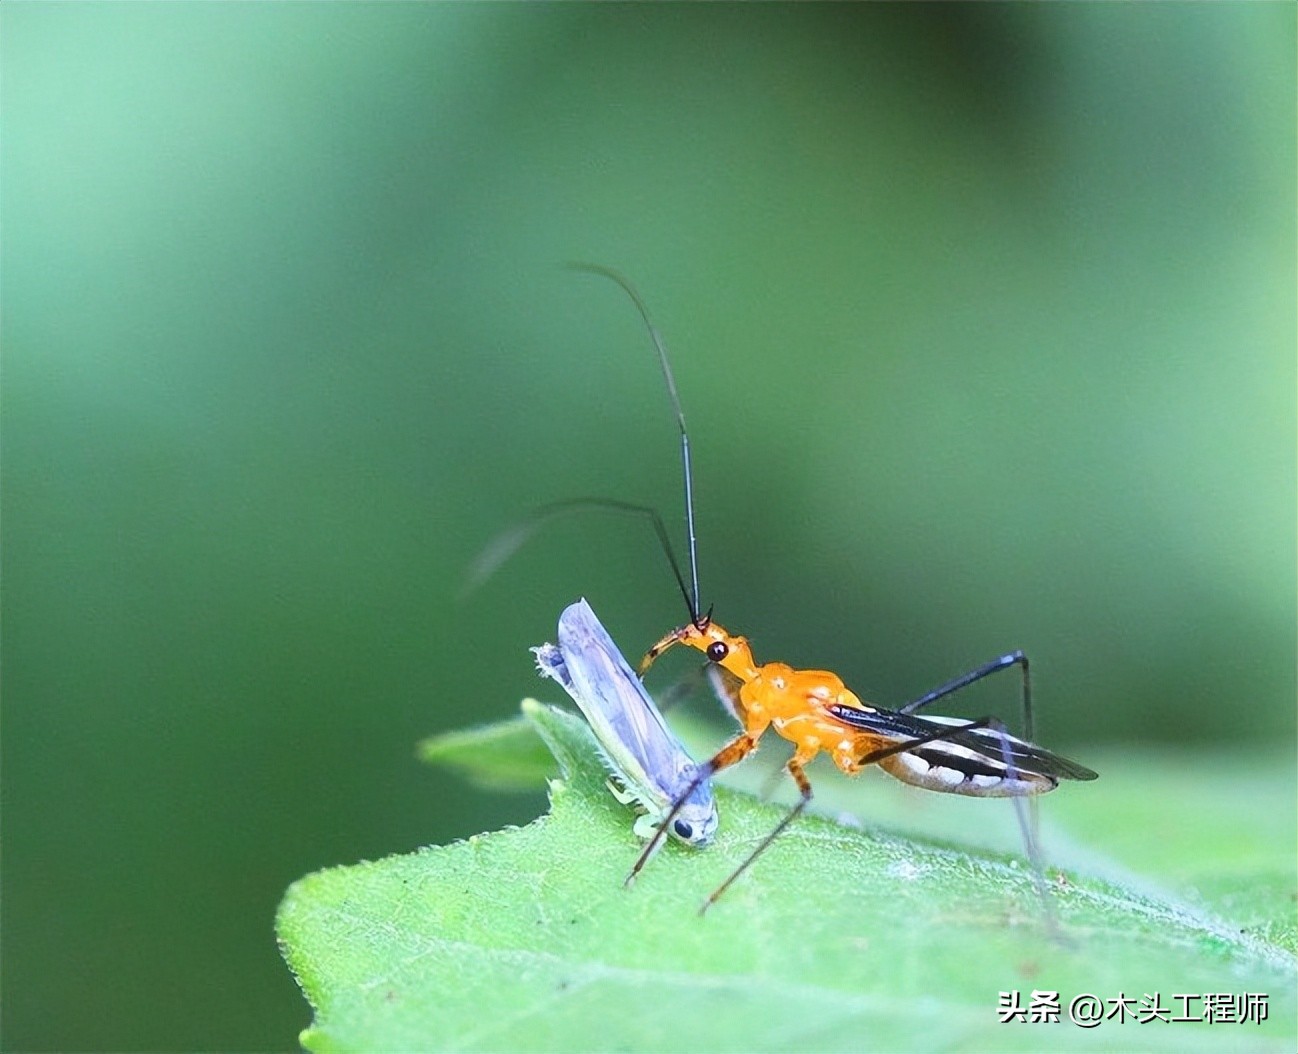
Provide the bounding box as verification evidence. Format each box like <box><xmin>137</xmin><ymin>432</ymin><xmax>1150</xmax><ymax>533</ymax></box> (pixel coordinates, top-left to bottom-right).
<box><xmin>673</xmin><ymin>818</ymin><xmax>694</xmax><ymax>839</ymax></box>
<box><xmin>706</xmin><ymin>641</ymin><xmax>729</xmax><ymax>662</ymax></box>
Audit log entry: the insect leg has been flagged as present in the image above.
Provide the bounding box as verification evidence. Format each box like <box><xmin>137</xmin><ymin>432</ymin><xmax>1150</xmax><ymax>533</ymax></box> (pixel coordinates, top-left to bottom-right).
<box><xmin>625</xmin><ymin>730</ymin><xmax>759</xmax><ymax>886</ymax></box>
<box><xmin>900</xmin><ymin>651</ymin><xmax>1034</xmax><ymax>739</ymax></box>
<box><xmin>857</xmin><ymin>716</ymin><xmax>1059</xmax><ymax>934</ymax></box>
<box><xmin>650</xmin><ymin>669</ymin><xmax>704</xmax><ymax>715</ymax></box>
<box><xmin>652</xmin><ymin>662</ymin><xmax>739</xmax><ymax>721</ymax></box>
<box><xmin>700</xmin><ymin>756</ymin><xmax>813</xmax><ymax>914</ymax></box>
<box><xmin>898</xmin><ymin>652</ymin><xmax>1045</xmax><ymax>876</ymax></box>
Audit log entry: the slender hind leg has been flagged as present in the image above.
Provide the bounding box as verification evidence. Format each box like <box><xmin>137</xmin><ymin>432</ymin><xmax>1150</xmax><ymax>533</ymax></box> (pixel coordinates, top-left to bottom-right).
<box><xmin>899</xmin><ymin>652</ymin><xmax>1051</xmax><ymax>911</ymax></box>
<box><xmin>700</xmin><ymin>755</ymin><xmax>814</xmax><ymax>914</ymax></box>
<box><xmin>857</xmin><ymin>714</ymin><xmax>1060</xmax><ymax>935</ymax></box>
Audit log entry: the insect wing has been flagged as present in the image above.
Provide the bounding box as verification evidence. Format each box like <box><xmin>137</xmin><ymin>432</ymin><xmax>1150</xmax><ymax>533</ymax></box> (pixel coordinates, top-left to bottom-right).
<box><xmin>827</xmin><ymin>704</ymin><xmax>1098</xmax><ymax>783</ymax></box>
<box><xmin>533</xmin><ymin>637</ymin><xmax>668</xmax><ymax>813</ymax></box>
<box><xmin>537</xmin><ymin>599</ymin><xmax>717</xmax><ymax>846</ymax></box>
<box><xmin>557</xmin><ymin>600</ymin><xmax>707</xmax><ymax>806</ymax></box>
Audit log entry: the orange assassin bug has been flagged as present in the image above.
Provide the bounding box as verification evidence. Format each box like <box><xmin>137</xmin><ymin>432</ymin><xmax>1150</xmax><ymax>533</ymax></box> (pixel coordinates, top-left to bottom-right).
<box><xmin>634</xmin><ymin>620</ymin><xmax>1097</xmax><ymax>910</ymax></box>
<box><xmin>487</xmin><ymin>265</ymin><xmax>1098</xmax><ymax>912</ymax></box>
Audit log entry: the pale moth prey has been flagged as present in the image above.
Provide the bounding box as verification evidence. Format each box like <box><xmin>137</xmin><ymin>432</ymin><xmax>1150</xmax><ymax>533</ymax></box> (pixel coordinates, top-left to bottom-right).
<box><xmin>533</xmin><ymin>598</ymin><xmax>718</xmax><ymax>853</ymax></box>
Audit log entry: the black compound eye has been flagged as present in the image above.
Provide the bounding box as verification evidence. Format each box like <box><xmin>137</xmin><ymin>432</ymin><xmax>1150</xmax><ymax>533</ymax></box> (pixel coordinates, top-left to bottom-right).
<box><xmin>673</xmin><ymin>818</ymin><xmax>694</xmax><ymax>840</ymax></box>
<box><xmin>706</xmin><ymin>641</ymin><xmax>729</xmax><ymax>663</ymax></box>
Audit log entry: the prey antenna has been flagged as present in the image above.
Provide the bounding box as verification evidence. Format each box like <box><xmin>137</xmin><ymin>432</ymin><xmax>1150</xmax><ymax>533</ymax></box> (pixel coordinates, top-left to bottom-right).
<box><xmin>568</xmin><ymin>264</ymin><xmax>702</xmax><ymax>624</ymax></box>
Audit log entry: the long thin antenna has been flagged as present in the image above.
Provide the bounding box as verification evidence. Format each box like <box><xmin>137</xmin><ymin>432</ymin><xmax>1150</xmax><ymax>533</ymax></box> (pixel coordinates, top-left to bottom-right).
<box><xmin>460</xmin><ymin>498</ymin><xmax>695</xmax><ymax>620</ymax></box>
<box><xmin>568</xmin><ymin>264</ymin><xmax>701</xmax><ymax>621</ymax></box>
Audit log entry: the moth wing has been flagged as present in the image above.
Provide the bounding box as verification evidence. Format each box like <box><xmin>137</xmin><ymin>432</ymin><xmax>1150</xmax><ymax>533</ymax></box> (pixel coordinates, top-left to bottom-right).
<box><xmin>552</xmin><ymin>599</ymin><xmax>698</xmax><ymax>808</ymax></box>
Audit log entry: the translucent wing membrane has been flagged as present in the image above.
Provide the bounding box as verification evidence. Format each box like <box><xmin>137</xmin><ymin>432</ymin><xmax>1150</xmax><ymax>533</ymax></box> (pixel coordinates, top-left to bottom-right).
<box><xmin>534</xmin><ymin>599</ymin><xmax>718</xmax><ymax>848</ymax></box>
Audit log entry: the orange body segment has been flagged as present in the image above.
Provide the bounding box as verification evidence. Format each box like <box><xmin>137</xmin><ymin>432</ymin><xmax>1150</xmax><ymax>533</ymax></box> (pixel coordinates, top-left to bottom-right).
<box><xmin>641</xmin><ymin>620</ymin><xmax>893</xmax><ymax>778</ymax></box>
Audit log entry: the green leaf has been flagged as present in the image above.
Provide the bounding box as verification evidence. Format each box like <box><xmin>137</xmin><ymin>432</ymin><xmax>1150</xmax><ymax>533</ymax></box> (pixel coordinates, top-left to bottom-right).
<box><xmin>416</xmin><ymin>715</ymin><xmax>556</xmax><ymax>792</ymax></box>
<box><xmin>278</xmin><ymin>702</ymin><xmax>1297</xmax><ymax>1053</ymax></box>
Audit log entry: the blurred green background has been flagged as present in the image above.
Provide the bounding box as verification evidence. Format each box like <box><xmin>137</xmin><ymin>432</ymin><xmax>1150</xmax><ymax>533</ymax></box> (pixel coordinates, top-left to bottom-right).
<box><xmin>4</xmin><ymin>5</ymin><xmax>1294</xmax><ymax>1051</ymax></box>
